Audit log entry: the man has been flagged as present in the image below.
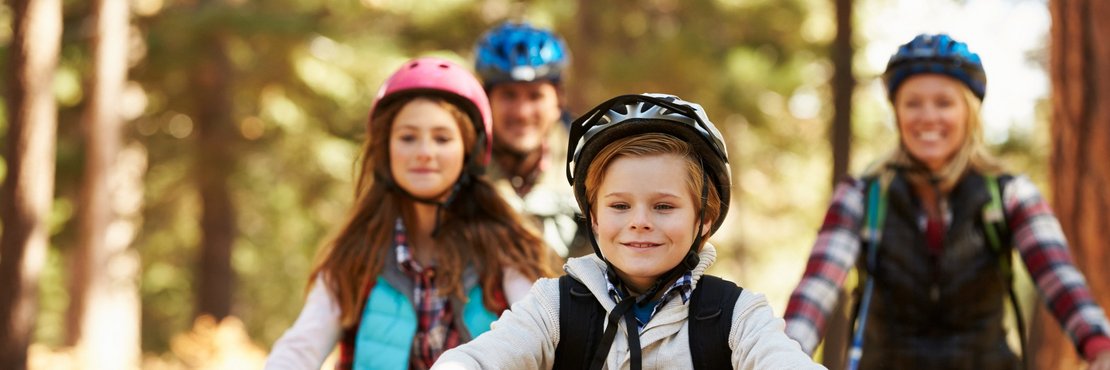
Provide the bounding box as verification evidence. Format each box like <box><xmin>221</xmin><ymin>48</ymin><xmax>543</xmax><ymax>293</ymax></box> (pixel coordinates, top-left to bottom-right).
<box><xmin>474</xmin><ymin>22</ymin><xmax>587</xmax><ymax>258</ymax></box>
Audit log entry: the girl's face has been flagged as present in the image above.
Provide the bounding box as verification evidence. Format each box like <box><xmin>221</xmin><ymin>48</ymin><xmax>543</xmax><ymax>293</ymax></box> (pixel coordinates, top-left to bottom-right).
<box><xmin>389</xmin><ymin>98</ymin><xmax>466</xmax><ymax>200</ymax></box>
<box><xmin>592</xmin><ymin>154</ymin><xmax>707</xmax><ymax>294</ymax></box>
<box><xmin>894</xmin><ymin>74</ymin><xmax>969</xmax><ymax>171</ymax></box>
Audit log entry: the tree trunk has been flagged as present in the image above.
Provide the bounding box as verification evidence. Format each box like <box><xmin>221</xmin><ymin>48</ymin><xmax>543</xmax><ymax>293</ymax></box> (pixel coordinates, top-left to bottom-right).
<box><xmin>568</xmin><ymin>0</ymin><xmax>602</xmax><ymax>114</ymax></box>
<box><xmin>193</xmin><ymin>13</ymin><xmax>238</xmax><ymax>321</ymax></box>
<box><xmin>822</xmin><ymin>1</ymin><xmax>854</xmax><ymax>368</ymax></box>
<box><xmin>1033</xmin><ymin>0</ymin><xmax>1110</xmax><ymax>368</ymax></box>
<box><xmin>830</xmin><ymin>0</ymin><xmax>853</xmax><ymax>186</ymax></box>
<box><xmin>67</xmin><ymin>0</ymin><xmax>142</xmax><ymax>368</ymax></box>
<box><xmin>0</xmin><ymin>0</ymin><xmax>62</xmax><ymax>368</ymax></box>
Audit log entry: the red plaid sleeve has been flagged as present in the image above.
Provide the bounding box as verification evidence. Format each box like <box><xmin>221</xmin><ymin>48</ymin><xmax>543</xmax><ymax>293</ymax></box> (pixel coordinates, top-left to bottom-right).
<box><xmin>784</xmin><ymin>178</ymin><xmax>866</xmax><ymax>354</ymax></box>
<box><xmin>1006</xmin><ymin>176</ymin><xmax>1110</xmax><ymax>361</ymax></box>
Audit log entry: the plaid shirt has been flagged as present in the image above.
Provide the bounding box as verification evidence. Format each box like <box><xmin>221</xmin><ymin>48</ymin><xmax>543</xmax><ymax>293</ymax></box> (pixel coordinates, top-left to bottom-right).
<box><xmin>783</xmin><ymin>176</ymin><xmax>1110</xmax><ymax>360</ymax></box>
<box><xmin>606</xmin><ymin>270</ymin><xmax>694</xmax><ymax>332</ymax></box>
<box><xmin>393</xmin><ymin>219</ymin><xmax>461</xmax><ymax>370</ymax></box>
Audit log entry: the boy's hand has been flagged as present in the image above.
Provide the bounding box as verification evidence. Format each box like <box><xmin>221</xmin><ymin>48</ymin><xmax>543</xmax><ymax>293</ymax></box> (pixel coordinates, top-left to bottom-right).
<box><xmin>1090</xmin><ymin>351</ymin><xmax>1110</xmax><ymax>370</ymax></box>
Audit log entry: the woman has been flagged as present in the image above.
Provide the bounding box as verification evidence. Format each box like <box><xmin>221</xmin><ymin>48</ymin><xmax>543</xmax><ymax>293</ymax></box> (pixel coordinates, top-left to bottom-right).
<box><xmin>783</xmin><ymin>34</ymin><xmax>1110</xmax><ymax>370</ymax></box>
<box><xmin>432</xmin><ymin>93</ymin><xmax>822</xmax><ymax>369</ymax></box>
<box><xmin>264</xmin><ymin>57</ymin><xmax>554</xmax><ymax>370</ymax></box>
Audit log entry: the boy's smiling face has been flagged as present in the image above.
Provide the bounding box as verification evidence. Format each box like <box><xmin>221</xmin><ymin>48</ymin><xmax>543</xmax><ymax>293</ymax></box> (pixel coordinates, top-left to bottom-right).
<box><xmin>592</xmin><ymin>154</ymin><xmax>707</xmax><ymax>294</ymax></box>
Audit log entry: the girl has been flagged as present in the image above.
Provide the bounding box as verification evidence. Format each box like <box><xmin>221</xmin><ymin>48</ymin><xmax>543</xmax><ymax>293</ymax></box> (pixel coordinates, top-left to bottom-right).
<box><xmin>432</xmin><ymin>93</ymin><xmax>822</xmax><ymax>369</ymax></box>
<box><xmin>783</xmin><ymin>34</ymin><xmax>1110</xmax><ymax>370</ymax></box>
<box><xmin>264</xmin><ymin>57</ymin><xmax>554</xmax><ymax>370</ymax></box>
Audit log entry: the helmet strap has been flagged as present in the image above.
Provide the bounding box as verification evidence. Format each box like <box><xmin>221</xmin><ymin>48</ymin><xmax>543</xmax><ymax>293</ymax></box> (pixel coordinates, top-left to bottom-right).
<box><xmin>585</xmin><ymin>169</ymin><xmax>710</xmax><ymax>306</ymax></box>
<box><xmin>586</xmin><ymin>174</ymin><xmax>710</xmax><ymax>370</ymax></box>
<box><xmin>377</xmin><ymin>171</ymin><xmax>470</xmax><ymax>237</ymax></box>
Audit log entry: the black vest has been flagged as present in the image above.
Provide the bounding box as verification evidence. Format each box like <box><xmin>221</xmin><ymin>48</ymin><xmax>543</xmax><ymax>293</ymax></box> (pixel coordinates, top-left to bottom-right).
<box><xmin>858</xmin><ymin>172</ymin><xmax>1019</xmax><ymax>370</ymax></box>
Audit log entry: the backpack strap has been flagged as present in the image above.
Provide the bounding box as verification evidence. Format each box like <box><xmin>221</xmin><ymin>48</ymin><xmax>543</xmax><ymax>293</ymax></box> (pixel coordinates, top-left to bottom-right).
<box><xmin>552</xmin><ymin>275</ymin><xmax>605</xmax><ymax>370</ymax></box>
<box><xmin>688</xmin><ymin>275</ymin><xmax>744</xmax><ymax>370</ymax></box>
<box><xmin>982</xmin><ymin>174</ymin><xmax>1027</xmax><ymax>370</ymax></box>
<box><xmin>847</xmin><ymin>171</ymin><xmax>894</xmax><ymax>370</ymax></box>
<box><xmin>981</xmin><ymin>174</ymin><xmax>1012</xmax><ymax>278</ymax></box>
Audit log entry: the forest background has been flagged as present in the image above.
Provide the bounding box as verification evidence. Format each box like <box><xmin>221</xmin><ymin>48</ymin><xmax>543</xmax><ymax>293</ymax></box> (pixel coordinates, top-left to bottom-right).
<box><xmin>2</xmin><ymin>0</ymin><xmax>1109</xmax><ymax>369</ymax></box>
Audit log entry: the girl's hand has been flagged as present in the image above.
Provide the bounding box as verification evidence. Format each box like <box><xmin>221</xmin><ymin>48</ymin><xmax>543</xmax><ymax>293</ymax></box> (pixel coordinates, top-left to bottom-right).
<box><xmin>1090</xmin><ymin>351</ymin><xmax>1110</xmax><ymax>370</ymax></box>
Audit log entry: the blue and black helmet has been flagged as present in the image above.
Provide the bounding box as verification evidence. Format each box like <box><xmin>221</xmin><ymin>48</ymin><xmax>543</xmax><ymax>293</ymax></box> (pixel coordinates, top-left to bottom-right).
<box><xmin>883</xmin><ymin>33</ymin><xmax>986</xmax><ymax>101</ymax></box>
<box><xmin>474</xmin><ymin>22</ymin><xmax>569</xmax><ymax>88</ymax></box>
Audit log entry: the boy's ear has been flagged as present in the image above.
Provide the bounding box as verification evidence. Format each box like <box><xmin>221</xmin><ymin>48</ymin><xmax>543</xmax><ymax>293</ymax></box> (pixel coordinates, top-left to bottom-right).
<box><xmin>700</xmin><ymin>218</ymin><xmax>713</xmax><ymax>237</ymax></box>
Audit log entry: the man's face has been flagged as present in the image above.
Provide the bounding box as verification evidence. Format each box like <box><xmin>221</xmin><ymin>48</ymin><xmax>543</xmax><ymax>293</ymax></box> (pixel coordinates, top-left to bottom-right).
<box><xmin>488</xmin><ymin>81</ymin><xmax>562</xmax><ymax>155</ymax></box>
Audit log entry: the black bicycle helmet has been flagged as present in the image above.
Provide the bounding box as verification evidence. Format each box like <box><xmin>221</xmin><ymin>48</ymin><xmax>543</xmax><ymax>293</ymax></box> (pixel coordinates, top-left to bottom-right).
<box><xmin>883</xmin><ymin>33</ymin><xmax>987</xmax><ymax>100</ymax></box>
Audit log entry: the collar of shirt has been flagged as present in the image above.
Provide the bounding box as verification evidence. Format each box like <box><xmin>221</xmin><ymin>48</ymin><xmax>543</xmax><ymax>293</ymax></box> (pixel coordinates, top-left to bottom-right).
<box><xmin>394</xmin><ymin>218</ymin><xmax>433</xmax><ymax>277</ymax></box>
<box><xmin>604</xmin><ymin>270</ymin><xmax>694</xmax><ymax>331</ymax></box>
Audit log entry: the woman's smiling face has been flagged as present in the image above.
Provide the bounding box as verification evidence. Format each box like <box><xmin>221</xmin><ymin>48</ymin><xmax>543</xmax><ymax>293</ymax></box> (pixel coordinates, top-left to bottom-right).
<box><xmin>894</xmin><ymin>74</ymin><xmax>970</xmax><ymax>171</ymax></box>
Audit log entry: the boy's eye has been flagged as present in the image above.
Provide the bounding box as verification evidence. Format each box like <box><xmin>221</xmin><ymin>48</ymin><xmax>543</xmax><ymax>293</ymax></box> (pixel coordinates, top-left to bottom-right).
<box><xmin>654</xmin><ymin>203</ymin><xmax>675</xmax><ymax>211</ymax></box>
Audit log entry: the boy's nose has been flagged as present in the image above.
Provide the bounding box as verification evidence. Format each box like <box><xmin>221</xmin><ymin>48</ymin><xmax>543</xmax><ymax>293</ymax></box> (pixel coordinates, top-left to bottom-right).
<box><xmin>629</xmin><ymin>209</ymin><xmax>652</xmax><ymax>230</ymax></box>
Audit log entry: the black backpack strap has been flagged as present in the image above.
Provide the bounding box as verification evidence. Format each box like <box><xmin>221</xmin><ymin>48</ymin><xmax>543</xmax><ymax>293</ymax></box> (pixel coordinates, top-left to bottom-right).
<box><xmin>689</xmin><ymin>275</ymin><xmax>744</xmax><ymax>370</ymax></box>
<box><xmin>552</xmin><ymin>275</ymin><xmax>605</xmax><ymax>370</ymax></box>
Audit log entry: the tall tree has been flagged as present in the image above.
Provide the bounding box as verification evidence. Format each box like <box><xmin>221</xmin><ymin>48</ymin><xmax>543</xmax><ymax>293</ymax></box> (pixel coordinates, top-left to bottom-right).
<box><xmin>830</xmin><ymin>0</ymin><xmax>853</xmax><ymax>185</ymax></box>
<box><xmin>0</xmin><ymin>0</ymin><xmax>63</xmax><ymax>368</ymax></box>
<box><xmin>68</xmin><ymin>0</ymin><xmax>142</xmax><ymax>367</ymax></box>
<box><xmin>1032</xmin><ymin>0</ymin><xmax>1110</xmax><ymax>368</ymax></box>
<box><xmin>568</xmin><ymin>0</ymin><xmax>601</xmax><ymax>114</ymax></box>
<box><xmin>822</xmin><ymin>0</ymin><xmax>854</xmax><ymax>368</ymax></box>
<box><xmin>192</xmin><ymin>1</ymin><xmax>238</xmax><ymax>321</ymax></box>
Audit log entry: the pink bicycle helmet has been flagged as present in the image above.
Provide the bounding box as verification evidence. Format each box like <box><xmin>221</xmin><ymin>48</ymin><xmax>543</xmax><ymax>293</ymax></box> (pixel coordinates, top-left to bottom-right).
<box><xmin>369</xmin><ymin>57</ymin><xmax>493</xmax><ymax>168</ymax></box>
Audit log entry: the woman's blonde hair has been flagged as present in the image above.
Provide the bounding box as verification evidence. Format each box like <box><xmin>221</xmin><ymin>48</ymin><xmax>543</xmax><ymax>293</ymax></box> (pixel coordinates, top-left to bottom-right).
<box><xmin>583</xmin><ymin>133</ymin><xmax>721</xmax><ymax>248</ymax></box>
<box><xmin>866</xmin><ymin>81</ymin><xmax>1004</xmax><ymax>189</ymax></box>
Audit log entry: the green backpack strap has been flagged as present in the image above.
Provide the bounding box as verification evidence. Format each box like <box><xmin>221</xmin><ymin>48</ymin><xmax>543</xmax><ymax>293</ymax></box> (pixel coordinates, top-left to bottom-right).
<box><xmin>981</xmin><ymin>174</ymin><xmax>1027</xmax><ymax>370</ymax></box>
<box><xmin>982</xmin><ymin>174</ymin><xmax>1012</xmax><ymax>280</ymax></box>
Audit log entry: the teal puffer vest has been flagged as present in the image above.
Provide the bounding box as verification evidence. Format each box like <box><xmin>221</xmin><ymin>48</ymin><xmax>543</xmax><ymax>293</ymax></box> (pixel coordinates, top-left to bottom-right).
<box><xmin>352</xmin><ymin>275</ymin><xmax>499</xmax><ymax>369</ymax></box>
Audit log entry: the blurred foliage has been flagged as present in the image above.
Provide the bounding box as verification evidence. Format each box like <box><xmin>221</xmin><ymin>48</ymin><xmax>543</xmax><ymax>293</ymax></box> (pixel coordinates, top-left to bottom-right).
<box><xmin>0</xmin><ymin>0</ymin><xmax>1050</xmax><ymax>363</ymax></box>
<box><xmin>30</xmin><ymin>315</ymin><xmax>273</xmax><ymax>369</ymax></box>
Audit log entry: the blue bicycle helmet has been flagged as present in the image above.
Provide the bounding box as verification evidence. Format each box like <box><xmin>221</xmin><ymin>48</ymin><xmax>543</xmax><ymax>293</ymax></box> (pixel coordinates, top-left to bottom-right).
<box><xmin>883</xmin><ymin>33</ymin><xmax>987</xmax><ymax>100</ymax></box>
<box><xmin>474</xmin><ymin>22</ymin><xmax>569</xmax><ymax>87</ymax></box>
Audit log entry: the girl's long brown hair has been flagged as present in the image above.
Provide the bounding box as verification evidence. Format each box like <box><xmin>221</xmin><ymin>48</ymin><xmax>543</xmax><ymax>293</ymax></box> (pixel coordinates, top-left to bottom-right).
<box><xmin>310</xmin><ymin>95</ymin><xmax>554</xmax><ymax>326</ymax></box>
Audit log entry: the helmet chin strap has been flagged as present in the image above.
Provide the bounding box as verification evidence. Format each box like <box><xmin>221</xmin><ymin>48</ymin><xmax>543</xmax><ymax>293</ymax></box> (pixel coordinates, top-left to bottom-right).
<box><xmin>583</xmin><ymin>170</ymin><xmax>710</xmax><ymax>370</ymax></box>
<box><xmin>378</xmin><ymin>171</ymin><xmax>469</xmax><ymax>237</ymax></box>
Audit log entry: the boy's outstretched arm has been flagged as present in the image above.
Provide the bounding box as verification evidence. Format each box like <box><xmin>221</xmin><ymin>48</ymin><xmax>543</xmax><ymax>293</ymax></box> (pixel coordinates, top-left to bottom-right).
<box><xmin>433</xmin><ymin>278</ymin><xmax>561</xmax><ymax>370</ymax></box>
<box><xmin>731</xmin><ymin>290</ymin><xmax>828</xmax><ymax>370</ymax></box>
